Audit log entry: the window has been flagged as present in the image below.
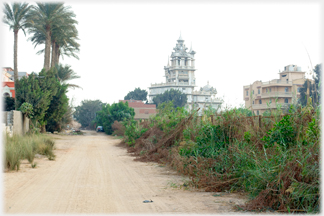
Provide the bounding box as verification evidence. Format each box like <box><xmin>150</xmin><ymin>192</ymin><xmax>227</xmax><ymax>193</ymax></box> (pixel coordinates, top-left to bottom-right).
<box><xmin>257</xmin><ymin>110</ymin><xmax>259</xmax><ymax>115</ymax></box>
<box><xmin>285</xmin><ymin>87</ymin><xmax>288</xmax><ymax>92</ymax></box>
<box><xmin>258</xmin><ymin>89</ymin><xmax>260</xmax><ymax>94</ymax></box>
<box><xmin>297</xmin><ymin>87</ymin><xmax>301</xmax><ymax>92</ymax></box>
<box><xmin>182</xmin><ymin>88</ymin><xmax>185</xmax><ymax>90</ymax></box>
<box><xmin>284</xmin><ymin>98</ymin><xmax>288</xmax><ymax>103</ymax></box>
<box><xmin>178</xmin><ymin>60</ymin><xmax>180</xmax><ymax>65</ymax></box>
<box><xmin>246</xmin><ymin>90</ymin><xmax>248</xmax><ymax>96</ymax></box>
<box><xmin>253</xmin><ymin>101</ymin><xmax>254</xmax><ymax>104</ymax></box>
<box><xmin>266</xmin><ymin>88</ymin><xmax>268</xmax><ymax>93</ymax></box>
<box><xmin>259</xmin><ymin>99</ymin><xmax>262</xmax><ymax>104</ymax></box>
<box><xmin>282</xmin><ymin>74</ymin><xmax>287</xmax><ymax>77</ymax></box>
<box><xmin>252</xmin><ymin>90</ymin><xmax>254</xmax><ymax>94</ymax></box>
<box><xmin>269</xmin><ymin>88</ymin><xmax>271</xmax><ymax>92</ymax></box>
<box><xmin>269</xmin><ymin>99</ymin><xmax>272</xmax><ymax>103</ymax></box>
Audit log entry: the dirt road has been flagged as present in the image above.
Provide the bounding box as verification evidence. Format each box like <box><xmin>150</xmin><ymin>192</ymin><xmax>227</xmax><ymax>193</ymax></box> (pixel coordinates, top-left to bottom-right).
<box><xmin>4</xmin><ymin>130</ymin><xmax>247</xmax><ymax>214</ymax></box>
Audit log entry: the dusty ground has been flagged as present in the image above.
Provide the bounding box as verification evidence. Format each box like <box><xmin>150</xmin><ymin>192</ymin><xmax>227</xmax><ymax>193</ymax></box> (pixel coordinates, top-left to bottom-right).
<box><xmin>4</xmin><ymin>130</ymin><xmax>249</xmax><ymax>214</ymax></box>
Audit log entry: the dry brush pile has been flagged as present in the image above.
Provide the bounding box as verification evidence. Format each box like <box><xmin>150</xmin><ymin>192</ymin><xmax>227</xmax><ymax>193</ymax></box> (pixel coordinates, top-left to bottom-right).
<box><xmin>120</xmin><ymin>101</ymin><xmax>320</xmax><ymax>213</ymax></box>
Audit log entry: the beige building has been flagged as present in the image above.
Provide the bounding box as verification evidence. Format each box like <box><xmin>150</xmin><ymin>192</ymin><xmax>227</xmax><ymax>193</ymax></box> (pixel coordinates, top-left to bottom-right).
<box><xmin>119</xmin><ymin>100</ymin><xmax>157</xmax><ymax>120</ymax></box>
<box><xmin>243</xmin><ymin>64</ymin><xmax>308</xmax><ymax>115</ymax></box>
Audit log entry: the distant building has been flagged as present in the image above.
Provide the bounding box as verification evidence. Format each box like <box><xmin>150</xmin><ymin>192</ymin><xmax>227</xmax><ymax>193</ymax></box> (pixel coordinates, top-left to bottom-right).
<box><xmin>2</xmin><ymin>68</ymin><xmax>13</xmax><ymax>82</ymax></box>
<box><xmin>2</xmin><ymin>67</ymin><xmax>29</xmax><ymax>98</ymax></box>
<box><xmin>7</xmin><ymin>71</ymin><xmax>29</xmax><ymax>81</ymax></box>
<box><xmin>148</xmin><ymin>34</ymin><xmax>222</xmax><ymax>113</ymax></box>
<box><xmin>243</xmin><ymin>64</ymin><xmax>310</xmax><ymax>115</ymax></box>
<box><xmin>119</xmin><ymin>100</ymin><xmax>157</xmax><ymax>120</ymax></box>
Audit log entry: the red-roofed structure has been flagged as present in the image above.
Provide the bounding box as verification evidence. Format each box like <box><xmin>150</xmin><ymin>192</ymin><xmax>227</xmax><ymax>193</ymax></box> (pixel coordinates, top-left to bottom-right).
<box><xmin>2</xmin><ymin>81</ymin><xmax>15</xmax><ymax>98</ymax></box>
<box><xmin>119</xmin><ymin>100</ymin><xmax>157</xmax><ymax>120</ymax></box>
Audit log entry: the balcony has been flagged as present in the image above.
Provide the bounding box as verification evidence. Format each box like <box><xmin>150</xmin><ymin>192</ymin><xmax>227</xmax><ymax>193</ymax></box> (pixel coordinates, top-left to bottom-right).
<box><xmin>170</xmin><ymin>66</ymin><xmax>195</xmax><ymax>69</ymax></box>
<box><xmin>150</xmin><ymin>82</ymin><xmax>194</xmax><ymax>87</ymax></box>
<box><xmin>261</xmin><ymin>92</ymin><xmax>292</xmax><ymax>98</ymax></box>
<box><xmin>252</xmin><ymin>103</ymin><xmax>291</xmax><ymax>110</ymax></box>
<box><xmin>262</xmin><ymin>79</ymin><xmax>292</xmax><ymax>86</ymax></box>
<box><xmin>178</xmin><ymin>74</ymin><xmax>189</xmax><ymax>79</ymax></box>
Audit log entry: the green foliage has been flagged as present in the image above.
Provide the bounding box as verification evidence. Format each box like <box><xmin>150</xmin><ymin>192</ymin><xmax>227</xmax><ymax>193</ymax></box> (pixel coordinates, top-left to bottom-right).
<box><xmin>74</xmin><ymin>100</ymin><xmax>104</xmax><ymax>128</ymax></box>
<box><xmin>19</xmin><ymin>102</ymin><xmax>33</xmax><ymax>119</ymax></box>
<box><xmin>262</xmin><ymin>115</ymin><xmax>296</xmax><ymax>149</ymax></box>
<box><xmin>236</xmin><ymin>107</ymin><xmax>253</xmax><ymax>116</ymax></box>
<box><xmin>15</xmin><ymin>70</ymin><xmax>52</xmax><ymax>124</ymax></box>
<box><xmin>45</xmin><ymin>83</ymin><xmax>69</xmax><ymax>132</ymax></box>
<box><xmin>94</xmin><ymin>101</ymin><xmax>135</xmax><ymax>135</ymax></box>
<box><xmin>151</xmin><ymin>101</ymin><xmax>188</xmax><ymax>134</ymax></box>
<box><xmin>124</xmin><ymin>87</ymin><xmax>148</xmax><ymax>101</ymax></box>
<box><xmin>55</xmin><ymin>64</ymin><xmax>81</xmax><ymax>89</ymax></box>
<box><xmin>152</xmin><ymin>89</ymin><xmax>187</xmax><ymax>108</ymax></box>
<box><xmin>123</xmin><ymin>119</ymin><xmax>148</xmax><ymax>146</ymax></box>
<box><xmin>3</xmin><ymin>97</ymin><xmax>15</xmax><ymax>111</ymax></box>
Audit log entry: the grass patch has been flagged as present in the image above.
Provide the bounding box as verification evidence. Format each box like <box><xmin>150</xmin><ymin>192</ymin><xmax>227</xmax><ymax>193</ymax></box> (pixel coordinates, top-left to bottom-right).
<box><xmin>4</xmin><ymin>133</ymin><xmax>56</xmax><ymax>171</ymax></box>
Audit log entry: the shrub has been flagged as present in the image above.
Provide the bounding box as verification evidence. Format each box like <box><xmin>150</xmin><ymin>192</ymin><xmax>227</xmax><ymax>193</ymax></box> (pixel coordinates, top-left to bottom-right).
<box><xmin>123</xmin><ymin>119</ymin><xmax>148</xmax><ymax>146</ymax></box>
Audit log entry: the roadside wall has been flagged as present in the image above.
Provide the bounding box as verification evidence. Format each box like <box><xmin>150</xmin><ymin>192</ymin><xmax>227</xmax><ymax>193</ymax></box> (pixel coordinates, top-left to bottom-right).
<box><xmin>2</xmin><ymin>110</ymin><xmax>29</xmax><ymax>136</ymax></box>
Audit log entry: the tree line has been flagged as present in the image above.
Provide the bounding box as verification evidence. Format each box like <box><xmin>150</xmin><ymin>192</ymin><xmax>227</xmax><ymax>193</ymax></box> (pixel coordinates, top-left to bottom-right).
<box><xmin>3</xmin><ymin>2</ymin><xmax>80</xmax><ymax>133</ymax></box>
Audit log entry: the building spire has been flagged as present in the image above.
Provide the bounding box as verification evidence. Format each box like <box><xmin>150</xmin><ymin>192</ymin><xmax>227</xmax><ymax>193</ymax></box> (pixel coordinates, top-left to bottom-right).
<box><xmin>177</xmin><ymin>31</ymin><xmax>184</xmax><ymax>42</ymax></box>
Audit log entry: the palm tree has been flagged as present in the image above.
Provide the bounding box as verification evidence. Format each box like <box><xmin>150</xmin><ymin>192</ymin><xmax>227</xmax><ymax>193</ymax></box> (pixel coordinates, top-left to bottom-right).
<box><xmin>51</xmin><ymin>23</ymin><xmax>79</xmax><ymax>67</ymax></box>
<box><xmin>55</xmin><ymin>64</ymin><xmax>82</xmax><ymax>89</ymax></box>
<box><xmin>3</xmin><ymin>2</ymin><xmax>31</xmax><ymax>108</ymax></box>
<box><xmin>28</xmin><ymin>19</ymin><xmax>80</xmax><ymax>67</ymax></box>
<box><xmin>27</xmin><ymin>3</ymin><xmax>76</xmax><ymax>70</ymax></box>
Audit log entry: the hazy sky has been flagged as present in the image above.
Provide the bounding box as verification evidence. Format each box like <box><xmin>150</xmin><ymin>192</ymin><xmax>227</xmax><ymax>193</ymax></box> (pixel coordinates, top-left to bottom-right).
<box><xmin>1</xmin><ymin>1</ymin><xmax>322</xmax><ymax>108</ymax></box>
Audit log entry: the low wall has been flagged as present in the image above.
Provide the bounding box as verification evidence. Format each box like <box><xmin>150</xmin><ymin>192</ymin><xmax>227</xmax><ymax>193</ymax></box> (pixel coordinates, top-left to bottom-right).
<box><xmin>3</xmin><ymin>110</ymin><xmax>29</xmax><ymax>136</ymax></box>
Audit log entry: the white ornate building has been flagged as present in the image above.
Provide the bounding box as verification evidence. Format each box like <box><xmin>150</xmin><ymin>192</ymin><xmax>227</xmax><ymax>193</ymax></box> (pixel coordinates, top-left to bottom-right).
<box><xmin>148</xmin><ymin>34</ymin><xmax>222</xmax><ymax>112</ymax></box>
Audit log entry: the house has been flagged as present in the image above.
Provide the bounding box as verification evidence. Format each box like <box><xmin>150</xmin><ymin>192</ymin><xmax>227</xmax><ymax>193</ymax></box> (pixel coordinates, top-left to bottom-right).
<box><xmin>243</xmin><ymin>64</ymin><xmax>311</xmax><ymax>115</ymax></box>
<box><xmin>119</xmin><ymin>100</ymin><xmax>157</xmax><ymax>120</ymax></box>
<box><xmin>2</xmin><ymin>67</ymin><xmax>29</xmax><ymax>98</ymax></box>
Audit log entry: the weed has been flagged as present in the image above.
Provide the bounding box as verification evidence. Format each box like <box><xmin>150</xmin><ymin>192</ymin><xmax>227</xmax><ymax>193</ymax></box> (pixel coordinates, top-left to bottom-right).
<box><xmin>31</xmin><ymin>162</ymin><xmax>37</xmax><ymax>168</ymax></box>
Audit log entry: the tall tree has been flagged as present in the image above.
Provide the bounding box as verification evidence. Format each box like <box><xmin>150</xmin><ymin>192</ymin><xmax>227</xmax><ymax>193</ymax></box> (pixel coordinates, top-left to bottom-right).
<box><xmin>27</xmin><ymin>3</ymin><xmax>77</xmax><ymax>70</ymax></box>
<box><xmin>28</xmin><ymin>12</ymin><xmax>79</xmax><ymax>67</ymax></box>
<box><xmin>152</xmin><ymin>89</ymin><xmax>187</xmax><ymax>108</ymax></box>
<box><xmin>74</xmin><ymin>100</ymin><xmax>104</xmax><ymax>128</ymax></box>
<box><xmin>124</xmin><ymin>87</ymin><xmax>148</xmax><ymax>101</ymax></box>
<box><xmin>299</xmin><ymin>64</ymin><xmax>322</xmax><ymax>107</ymax></box>
<box><xmin>3</xmin><ymin>2</ymin><xmax>31</xmax><ymax>108</ymax></box>
<box><xmin>94</xmin><ymin>102</ymin><xmax>135</xmax><ymax>135</ymax></box>
<box><xmin>15</xmin><ymin>73</ymin><xmax>52</xmax><ymax>126</ymax></box>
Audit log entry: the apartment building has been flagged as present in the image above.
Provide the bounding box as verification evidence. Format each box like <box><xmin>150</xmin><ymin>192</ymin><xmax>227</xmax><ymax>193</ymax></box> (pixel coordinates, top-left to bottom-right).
<box><xmin>243</xmin><ymin>64</ymin><xmax>308</xmax><ymax>115</ymax></box>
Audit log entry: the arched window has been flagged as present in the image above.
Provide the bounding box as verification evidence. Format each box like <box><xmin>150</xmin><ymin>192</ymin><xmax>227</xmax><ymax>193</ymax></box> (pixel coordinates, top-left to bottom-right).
<box><xmin>3</xmin><ymin>92</ymin><xmax>10</xmax><ymax>97</ymax></box>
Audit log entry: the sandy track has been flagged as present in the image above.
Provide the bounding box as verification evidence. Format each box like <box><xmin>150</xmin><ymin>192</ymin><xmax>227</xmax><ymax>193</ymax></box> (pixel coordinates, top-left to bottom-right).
<box><xmin>4</xmin><ymin>130</ymin><xmax>247</xmax><ymax>214</ymax></box>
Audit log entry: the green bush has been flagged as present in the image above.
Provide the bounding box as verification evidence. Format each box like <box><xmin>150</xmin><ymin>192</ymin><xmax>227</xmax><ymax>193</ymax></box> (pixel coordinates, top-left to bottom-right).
<box><xmin>123</xmin><ymin>119</ymin><xmax>148</xmax><ymax>146</ymax></box>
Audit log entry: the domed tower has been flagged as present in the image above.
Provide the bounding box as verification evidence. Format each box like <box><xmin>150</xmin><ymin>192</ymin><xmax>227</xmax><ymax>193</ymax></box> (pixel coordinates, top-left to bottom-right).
<box><xmin>164</xmin><ymin>33</ymin><xmax>196</xmax><ymax>86</ymax></box>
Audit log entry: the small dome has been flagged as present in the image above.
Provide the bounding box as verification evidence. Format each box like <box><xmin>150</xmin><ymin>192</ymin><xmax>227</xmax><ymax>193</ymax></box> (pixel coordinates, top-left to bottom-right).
<box><xmin>202</xmin><ymin>81</ymin><xmax>212</xmax><ymax>91</ymax></box>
